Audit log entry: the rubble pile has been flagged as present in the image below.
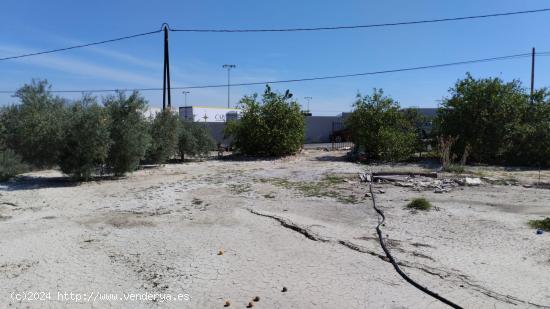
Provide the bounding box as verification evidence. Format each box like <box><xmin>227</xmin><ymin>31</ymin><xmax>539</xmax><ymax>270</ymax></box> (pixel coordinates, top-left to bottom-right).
<box><xmin>360</xmin><ymin>173</ymin><xmax>485</xmax><ymax>193</ymax></box>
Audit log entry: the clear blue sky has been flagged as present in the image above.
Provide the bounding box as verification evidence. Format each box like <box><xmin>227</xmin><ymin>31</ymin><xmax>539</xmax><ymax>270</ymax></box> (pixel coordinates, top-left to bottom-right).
<box><xmin>1</xmin><ymin>0</ymin><xmax>549</xmax><ymax>115</ymax></box>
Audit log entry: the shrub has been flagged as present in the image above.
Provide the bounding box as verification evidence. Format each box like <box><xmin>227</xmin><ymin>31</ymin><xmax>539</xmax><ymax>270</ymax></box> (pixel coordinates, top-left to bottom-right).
<box><xmin>528</xmin><ymin>217</ymin><xmax>550</xmax><ymax>231</ymax></box>
<box><xmin>2</xmin><ymin>80</ymin><xmax>67</xmax><ymax>168</ymax></box>
<box><xmin>407</xmin><ymin>197</ymin><xmax>432</xmax><ymax>211</ymax></box>
<box><xmin>178</xmin><ymin>121</ymin><xmax>215</xmax><ymax>160</ymax></box>
<box><xmin>436</xmin><ymin>75</ymin><xmax>550</xmax><ymax>166</ymax></box>
<box><xmin>104</xmin><ymin>91</ymin><xmax>151</xmax><ymax>176</ymax></box>
<box><xmin>147</xmin><ymin>110</ymin><xmax>179</xmax><ymax>163</ymax></box>
<box><xmin>436</xmin><ymin>74</ymin><xmax>528</xmax><ymax>164</ymax></box>
<box><xmin>346</xmin><ymin>89</ymin><xmax>416</xmax><ymax>162</ymax></box>
<box><xmin>502</xmin><ymin>89</ymin><xmax>550</xmax><ymax>166</ymax></box>
<box><xmin>0</xmin><ymin>149</ymin><xmax>27</xmax><ymax>181</ymax></box>
<box><xmin>58</xmin><ymin>96</ymin><xmax>111</xmax><ymax>180</ymax></box>
<box><xmin>225</xmin><ymin>85</ymin><xmax>305</xmax><ymax>157</ymax></box>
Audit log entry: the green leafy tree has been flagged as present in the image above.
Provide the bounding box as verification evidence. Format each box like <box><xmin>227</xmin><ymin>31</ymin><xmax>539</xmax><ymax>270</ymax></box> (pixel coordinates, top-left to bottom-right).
<box><xmin>147</xmin><ymin>110</ymin><xmax>179</xmax><ymax>163</ymax></box>
<box><xmin>225</xmin><ymin>85</ymin><xmax>305</xmax><ymax>156</ymax></box>
<box><xmin>104</xmin><ymin>91</ymin><xmax>151</xmax><ymax>176</ymax></box>
<box><xmin>347</xmin><ymin>89</ymin><xmax>416</xmax><ymax>161</ymax></box>
<box><xmin>503</xmin><ymin>89</ymin><xmax>550</xmax><ymax>166</ymax></box>
<box><xmin>436</xmin><ymin>74</ymin><xmax>527</xmax><ymax>163</ymax></box>
<box><xmin>58</xmin><ymin>96</ymin><xmax>111</xmax><ymax>180</ymax></box>
<box><xmin>402</xmin><ymin>108</ymin><xmax>429</xmax><ymax>155</ymax></box>
<box><xmin>177</xmin><ymin>121</ymin><xmax>215</xmax><ymax>160</ymax></box>
<box><xmin>2</xmin><ymin>80</ymin><xmax>67</xmax><ymax>167</ymax></box>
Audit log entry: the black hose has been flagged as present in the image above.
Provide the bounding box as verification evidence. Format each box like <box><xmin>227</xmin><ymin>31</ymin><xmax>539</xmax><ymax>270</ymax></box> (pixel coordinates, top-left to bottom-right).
<box><xmin>368</xmin><ymin>182</ymin><xmax>463</xmax><ymax>309</ymax></box>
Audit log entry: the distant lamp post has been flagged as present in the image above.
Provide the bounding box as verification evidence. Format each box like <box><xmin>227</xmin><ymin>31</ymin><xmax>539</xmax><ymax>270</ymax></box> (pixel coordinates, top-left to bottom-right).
<box><xmin>182</xmin><ymin>91</ymin><xmax>190</xmax><ymax>107</ymax></box>
<box><xmin>304</xmin><ymin>96</ymin><xmax>312</xmax><ymax>112</ymax></box>
<box><xmin>222</xmin><ymin>64</ymin><xmax>236</xmax><ymax>108</ymax></box>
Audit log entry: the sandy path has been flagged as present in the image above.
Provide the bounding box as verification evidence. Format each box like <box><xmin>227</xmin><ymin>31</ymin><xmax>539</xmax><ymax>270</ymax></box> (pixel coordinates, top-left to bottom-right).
<box><xmin>0</xmin><ymin>151</ymin><xmax>549</xmax><ymax>308</ymax></box>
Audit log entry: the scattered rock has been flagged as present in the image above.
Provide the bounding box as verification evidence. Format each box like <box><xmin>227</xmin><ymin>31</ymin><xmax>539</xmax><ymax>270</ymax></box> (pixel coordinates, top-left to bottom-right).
<box><xmin>224</xmin><ymin>300</ymin><xmax>231</xmax><ymax>307</ymax></box>
<box><xmin>253</xmin><ymin>296</ymin><xmax>260</xmax><ymax>302</ymax></box>
<box><xmin>246</xmin><ymin>302</ymin><xmax>254</xmax><ymax>308</ymax></box>
<box><xmin>218</xmin><ymin>250</ymin><xmax>224</xmax><ymax>256</ymax></box>
<box><xmin>281</xmin><ymin>287</ymin><xmax>288</xmax><ymax>292</ymax></box>
<box><xmin>364</xmin><ymin>193</ymin><xmax>371</xmax><ymax>198</ymax></box>
<box><xmin>378</xmin><ymin>189</ymin><xmax>385</xmax><ymax>194</ymax></box>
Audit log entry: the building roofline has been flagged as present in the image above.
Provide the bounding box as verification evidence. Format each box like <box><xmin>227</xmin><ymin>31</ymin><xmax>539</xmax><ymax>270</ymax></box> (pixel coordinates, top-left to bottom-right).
<box><xmin>179</xmin><ymin>105</ymin><xmax>241</xmax><ymax>110</ymax></box>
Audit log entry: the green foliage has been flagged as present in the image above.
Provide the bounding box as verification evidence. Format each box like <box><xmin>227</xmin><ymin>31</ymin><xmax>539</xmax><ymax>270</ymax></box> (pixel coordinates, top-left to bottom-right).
<box><xmin>177</xmin><ymin>121</ymin><xmax>215</xmax><ymax>160</ymax></box>
<box><xmin>402</xmin><ymin>108</ymin><xmax>429</xmax><ymax>154</ymax></box>
<box><xmin>528</xmin><ymin>217</ymin><xmax>550</xmax><ymax>231</ymax></box>
<box><xmin>2</xmin><ymin>80</ymin><xmax>67</xmax><ymax>167</ymax></box>
<box><xmin>0</xmin><ymin>149</ymin><xmax>27</xmax><ymax>181</ymax></box>
<box><xmin>58</xmin><ymin>96</ymin><xmax>111</xmax><ymax>180</ymax></box>
<box><xmin>104</xmin><ymin>91</ymin><xmax>151</xmax><ymax>176</ymax></box>
<box><xmin>436</xmin><ymin>74</ymin><xmax>528</xmax><ymax>164</ymax></box>
<box><xmin>502</xmin><ymin>89</ymin><xmax>550</xmax><ymax>166</ymax></box>
<box><xmin>442</xmin><ymin>164</ymin><xmax>465</xmax><ymax>174</ymax></box>
<box><xmin>225</xmin><ymin>85</ymin><xmax>305</xmax><ymax>157</ymax></box>
<box><xmin>346</xmin><ymin>89</ymin><xmax>416</xmax><ymax>161</ymax></box>
<box><xmin>407</xmin><ymin>197</ymin><xmax>432</xmax><ymax>211</ymax></box>
<box><xmin>147</xmin><ymin>110</ymin><xmax>180</xmax><ymax>163</ymax></box>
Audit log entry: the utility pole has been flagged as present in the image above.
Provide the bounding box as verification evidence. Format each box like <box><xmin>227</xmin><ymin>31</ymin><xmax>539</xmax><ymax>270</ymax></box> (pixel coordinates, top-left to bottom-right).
<box><xmin>304</xmin><ymin>96</ymin><xmax>312</xmax><ymax>112</ymax></box>
<box><xmin>162</xmin><ymin>24</ymin><xmax>172</xmax><ymax>111</ymax></box>
<box><xmin>530</xmin><ymin>47</ymin><xmax>535</xmax><ymax>104</ymax></box>
<box><xmin>182</xmin><ymin>91</ymin><xmax>190</xmax><ymax>107</ymax></box>
<box><xmin>223</xmin><ymin>64</ymin><xmax>236</xmax><ymax>108</ymax></box>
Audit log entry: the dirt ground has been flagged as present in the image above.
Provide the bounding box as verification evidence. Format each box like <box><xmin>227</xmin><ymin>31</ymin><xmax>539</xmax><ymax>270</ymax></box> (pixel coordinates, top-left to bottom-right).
<box><xmin>1</xmin><ymin>150</ymin><xmax>549</xmax><ymax>308</ymax></box>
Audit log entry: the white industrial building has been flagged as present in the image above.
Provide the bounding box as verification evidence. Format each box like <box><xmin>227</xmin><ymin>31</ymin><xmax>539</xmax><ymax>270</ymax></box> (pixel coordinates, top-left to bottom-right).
<box><xmin>179</xmin><ymin>106</ymin><xmax>241</xmax><ymax>123</ymax></box>
<box><xmin>178</xmin><ymin>105</ymin><xmax>437</xmax><ymax>144</ymax></box>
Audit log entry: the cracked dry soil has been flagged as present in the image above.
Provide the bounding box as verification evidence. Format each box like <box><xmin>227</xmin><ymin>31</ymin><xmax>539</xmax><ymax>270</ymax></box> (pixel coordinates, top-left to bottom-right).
<box><xmin>1</xmin><ymin>150</ymin><xmax>549</xmax><ymax>308</ymax></box>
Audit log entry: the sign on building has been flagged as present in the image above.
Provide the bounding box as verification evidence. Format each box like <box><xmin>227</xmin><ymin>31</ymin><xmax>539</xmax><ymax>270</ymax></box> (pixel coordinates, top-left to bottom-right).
<box><xmin>179</xmin><ymin>106</ymin><xmax>241</xmax><ymax>123</ymax></box>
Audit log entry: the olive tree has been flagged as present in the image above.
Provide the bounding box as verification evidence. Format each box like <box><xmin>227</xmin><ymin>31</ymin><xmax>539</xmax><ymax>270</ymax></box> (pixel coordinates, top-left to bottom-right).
<box><xmin>104</xmin><ymin>91</ymin><xmax>151</xmax><ymax>176</ymax></box>
<box><xmin>178</xmin><ymin>121</ymin><xmax>216</xmax><ymax>160</ymax></box>
<box><xmin>58</xmin><ymin>96</ymin><xmax>111</xmax><ymax>180</ymax></box>
<box><xmin>147</xmin><ymin>110</ymin><xmax>179</xmax><ymax>163</ymax></box>
<box><xmin>2</xmin><ymin>80</ymin><xmax>67</xmax><ymax>167</ymax></box>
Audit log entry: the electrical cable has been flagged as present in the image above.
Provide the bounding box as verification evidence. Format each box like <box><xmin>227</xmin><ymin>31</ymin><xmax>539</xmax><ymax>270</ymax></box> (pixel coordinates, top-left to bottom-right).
<box><xmin>0</xmin><ymin>30</ymin><xmax>161</xmax><ymax>61</ymax></box>
<box><xmin>0</xmin><ymin>51</ymin><xmax>543</xmax><ymax>94</ymax></box>
<box><xmin>1</xmin><ymin>8</ymin><xmax>549</xmax><ymax>62</ymax></box>
<box><xmin>171</xmin><ymin>8</ymin><xmax>550</xmax><ymax>32</ymax></box>
<box><xmin>367</xmin><ymin>181</ymin><xmax>463</xmax><ymax>308</ymax></box>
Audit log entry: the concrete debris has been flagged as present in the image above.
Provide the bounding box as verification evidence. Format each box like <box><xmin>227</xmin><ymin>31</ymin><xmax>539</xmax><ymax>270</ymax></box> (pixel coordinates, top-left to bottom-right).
<box><xmin>457</xmin><ymin>177</ymin><xmax>482</xmax><ymax>186</ymax></box>
<box><xmin>359</xmin><ymin>173</ymin><xmax>372</xmax><ymax>183</ymax></box>
<box><xmin>359</xmin><ymin>172</ymin><xmax>486</xmax><ymax>192</ymax></box>
<box><xmin>395</xmin><ymin>182</ymin><xmax>414</xmax><ymax>188</ymax></box>
<box><xmin>371</xmin><ymin>174</ymin><xmax>486</xmax><ymax>193</ymax></box>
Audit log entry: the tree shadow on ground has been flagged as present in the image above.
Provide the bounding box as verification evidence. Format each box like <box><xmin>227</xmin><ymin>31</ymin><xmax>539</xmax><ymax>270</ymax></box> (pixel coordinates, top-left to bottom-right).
<box><xmin>314</xmin><ymin>153</ymin><xmax>348</xmax><ymax>162</ymax></box>
<box><xmin>0</xmin><ymin>175</ymin><xmax>125</xmax><ymax>191</ymax></box>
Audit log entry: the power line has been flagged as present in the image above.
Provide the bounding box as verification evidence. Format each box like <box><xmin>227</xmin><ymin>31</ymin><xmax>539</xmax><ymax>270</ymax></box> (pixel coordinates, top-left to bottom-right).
<box><xmin>171</xmin><ymin>8</ymin><xmax>550</xmax><ymax>32</ymax></box>
<box><xmin>2</xmin><ymin>51</ymin><xmax>546</xmax><ymax>94</ymax></box>
<box><xmin>1</xmin><ymin>8</ymin><xmax>549</xmax><ymax>62</ymax></box>
<box><xmin>0</xmin><ymin>30</ymin><xmax>161</xmax><ymax>61</ymax></box>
